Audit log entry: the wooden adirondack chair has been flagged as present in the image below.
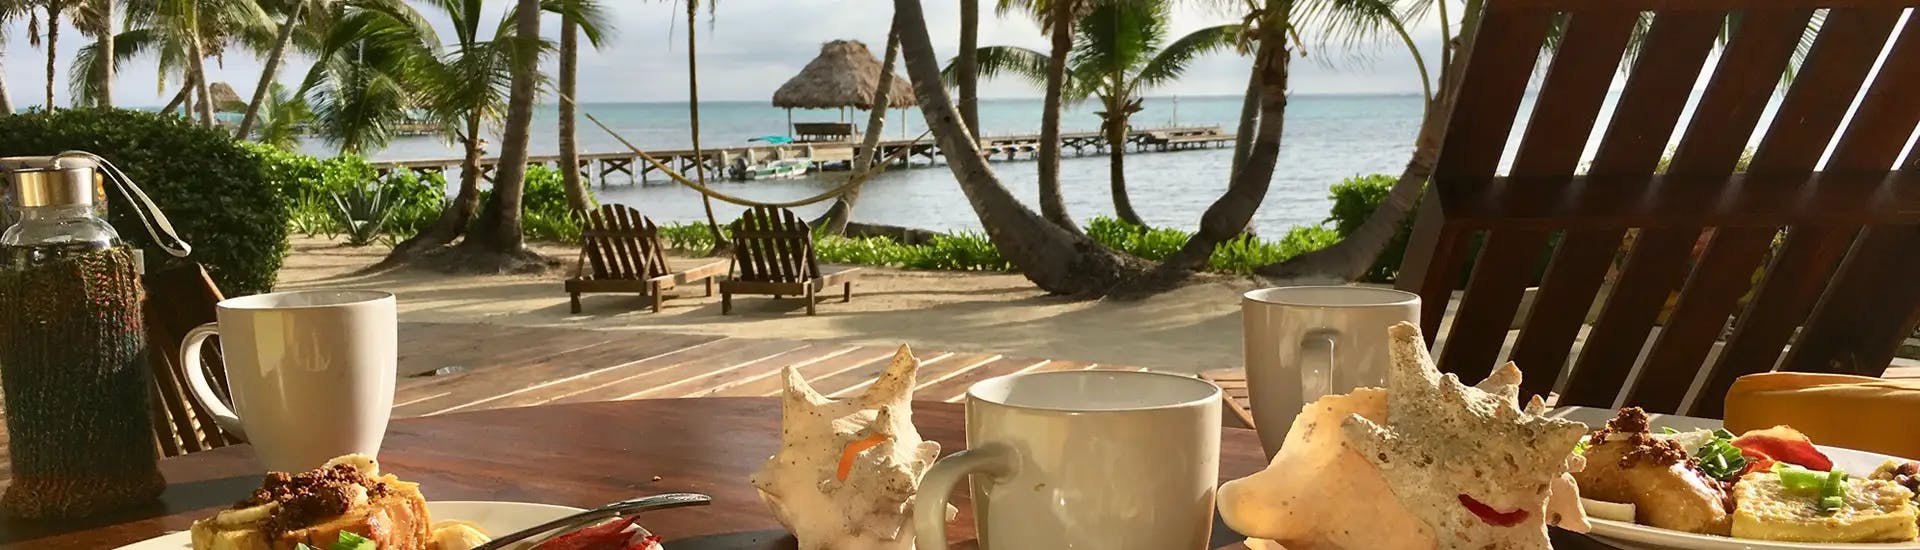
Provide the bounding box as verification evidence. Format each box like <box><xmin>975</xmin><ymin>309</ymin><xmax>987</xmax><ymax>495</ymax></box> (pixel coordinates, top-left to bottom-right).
<box><xmin>720</xmin><ymin>206</ymin><xmax>861</xmax><ymax>315</ymax></box>
<box><xmin>143</xmin><ymin>263</ymin><xmax>240</xmax><ymax>457</ymax></box>
<box><xmin>567</xmin><ymin>204</ymin><xmax>727</xmax><ymax>313</ymax></box>
<box><xmin>1397</xmin><ymin>0</ymin><xmax>1920</xmax><ymax>417</ymax></box>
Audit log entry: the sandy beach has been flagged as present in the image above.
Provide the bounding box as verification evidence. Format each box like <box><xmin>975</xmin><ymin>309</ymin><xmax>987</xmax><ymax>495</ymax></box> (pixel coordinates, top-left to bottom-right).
<box><xmin>276</xmin><ymin>237</ymin><xmax>1266</xmax><ymax>375</ymax></box>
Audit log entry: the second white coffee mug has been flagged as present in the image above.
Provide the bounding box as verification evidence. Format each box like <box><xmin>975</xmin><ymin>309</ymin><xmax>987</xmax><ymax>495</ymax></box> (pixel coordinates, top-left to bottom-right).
<box><xmin>1241</xmin><ymin>286</ymin><xmax>1419</xmax><ymax>456</ymax></box>
<box><xmin>914</xmin><ymin>370</ymin><xmax>1223</xmax><ymax>549</ymax></box>
<box><xmin>179</xmin><ymin>289</ymin><xmax>397</xmax><ymax>472</ymax></box>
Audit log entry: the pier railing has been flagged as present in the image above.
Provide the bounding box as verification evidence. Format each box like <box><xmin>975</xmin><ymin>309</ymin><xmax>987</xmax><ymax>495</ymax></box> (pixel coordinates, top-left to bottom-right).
<box><xmin>368</xmin><ymin>125</ymin><xmax>1234</xmax><ymax>186</ymax></box>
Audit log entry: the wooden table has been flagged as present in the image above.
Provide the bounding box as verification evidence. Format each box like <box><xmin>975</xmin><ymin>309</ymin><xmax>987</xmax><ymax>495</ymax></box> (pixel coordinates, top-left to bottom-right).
<box><xmin>0</xmin><ymin>397</ymin><xmax>1616</xmax><ymax>549</ymax></box>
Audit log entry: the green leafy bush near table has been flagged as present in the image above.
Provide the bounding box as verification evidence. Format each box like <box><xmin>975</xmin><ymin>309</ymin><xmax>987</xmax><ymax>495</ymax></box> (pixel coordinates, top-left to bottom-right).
<box><xmin>0</xmin><ymin>109</ymin><xmax>291</xmax><ymax>294</ymax></box>
<box><xmin>1325</xmin><ymin>173</ymin><xmax>1415</xmax><ymax>283</ymax></box>
<box><xmin>474</xmin><ymin>165</ymin><xmax>591</xmax><ymax>243</ymax></box>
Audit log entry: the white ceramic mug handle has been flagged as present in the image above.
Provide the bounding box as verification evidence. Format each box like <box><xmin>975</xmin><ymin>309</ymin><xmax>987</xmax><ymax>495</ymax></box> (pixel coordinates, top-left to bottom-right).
<box><xmin>1299</xmin><ymin>329</ymin><xmax>1337</xmax><ymax>403</ymax></box>
<box><xmin>180</xmin><ymin>322</ymin><xmax>246</xmax><ymax>440</ymax></box>
<box><xmin>914</xmin><ymin>443</ymin><xmax>1014</xmax><ymax>550</ymax></box>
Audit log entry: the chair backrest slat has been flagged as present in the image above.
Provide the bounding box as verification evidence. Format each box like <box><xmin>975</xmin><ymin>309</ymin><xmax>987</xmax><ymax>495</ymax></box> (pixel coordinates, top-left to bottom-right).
<box><xmin>580</xmin><ymin>204</ymin><xmax>667</xmax><ymax>280</ymax></box>
<box><xmin>1507</xmin><ymin>12</ymin><xmax>1726</xmax><ymax>400</ymax></box>
<box><xmin>1629</xmin><ymin>8</ymin><xmax>1909</xmax><ymax>412</ymax></box>
<box><xmin>1442</xmin><ymin>10</ymin><xmax>1640</xmax><ymax>384</ymax></box>
<box><xmin>1399</xmin><ymin>0</ymin><xmax>1920</xmax><ymax>415</ymax></box>
<box><xmin>143</xmin><ymin>263</ymin><xmax>238</xmax><ymax>457</ymax></box>
<box><xmin>730</xmin><ymin>206</ymin><xmax>817</xmax><ymax>283</ymax></box>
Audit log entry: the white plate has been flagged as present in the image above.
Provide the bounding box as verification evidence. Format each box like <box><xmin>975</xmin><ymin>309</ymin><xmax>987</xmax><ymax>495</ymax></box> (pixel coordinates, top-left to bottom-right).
<box><xmin>1584</xmin><ymin>445</ymin><xmax>1920</xmax><ymax>550</ymax></box>
<box><xmin>115</xmin><ymin>500</ymin><xmax>593</xmax><ymax>549</ymax></box>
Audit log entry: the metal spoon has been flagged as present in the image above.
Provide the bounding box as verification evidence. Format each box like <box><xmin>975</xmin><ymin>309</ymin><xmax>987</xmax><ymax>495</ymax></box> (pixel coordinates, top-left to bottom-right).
<box><xmin>471</xmin><ymin>492</ymin><xmax>712</xmax><ymax>550</ymax></box>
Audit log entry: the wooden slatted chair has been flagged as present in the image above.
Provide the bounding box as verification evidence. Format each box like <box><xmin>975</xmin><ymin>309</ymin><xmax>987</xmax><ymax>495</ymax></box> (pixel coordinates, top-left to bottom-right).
<box><xmin>143</xmin><ymin>262</ymin><xmax>239</xmax><ymax>457</ymax></box>
<box><xmin>1397</xmin><ymin>0</ymin><xmax>1920</xmax><ymax>417</ymax></box>
<box><xmin>720</xmin><ymin>206</ymin><xmax>860</xmax><ymax>316</ymax></box>
<box><xmin>567</xmin><ymin>204</ymin><xmax>727</xmax><ymax>313</ymax></box>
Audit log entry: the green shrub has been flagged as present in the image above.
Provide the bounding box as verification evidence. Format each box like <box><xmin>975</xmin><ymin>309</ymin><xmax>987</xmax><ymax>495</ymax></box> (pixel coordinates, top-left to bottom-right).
<box><xmin>382</xmin><ymin>169</ymin><xmax>447</xmax><ymax>238</ymax></box>
<box><xmin>329</xmin><ymin>183</ymin><xmax>394</xmax><ymax>247</ymax></box>
<box><xmin>0</xmin><ymin>109</ymin><xmax>290</xmax><ymax>294</ymax></box>
<box><xmin>1326</xmin><ymin>174</ymin><xmax>1415</xmax><ymax>283</ymax></box>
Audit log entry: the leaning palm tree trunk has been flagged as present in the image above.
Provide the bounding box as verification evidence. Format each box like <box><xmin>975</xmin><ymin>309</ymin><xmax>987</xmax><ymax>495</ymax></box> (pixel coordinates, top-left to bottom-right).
<box><xmin>97</xmin><ymin>0</ymin><xmax>112</xmax><ymax>107</ymax></box>
<box><xmin>188</xmin><ymin>21</ymin><xmax>216</xmax><ymax>127</ymax></box>
<box><xmin>957</xmin><ymin>0</ymin><xmax>980</xmax><ymax>134</ymax></box>
<box><xmin>1035</xmin><ymin>1</ymin><xmax>1079</xmax><ymax>234</ymax></box>
<box><xmin>1104</xmin><ymin>104</ymin><xmax>1145</xmax><ymax>226</ymax></box>
<box><xmin>895</xmin><ymin>0</ymin><xmax>1131</xmax><ymax>294</ymax></box>
<box><xmin>815</xmin><ymin>24</ymin><xmax>901</xmax><ymax>235</ymax></box>
<box><xmin>382</xmin><ymin>113</ymin><xmax>486</xmax><ymax>265</ymax></box>
<box><xmin>1150</xmin><ymin>29</ymin><xmax>1287</xmax><ymax>280</ymax></box>
<box><xmin>685</xmin><ymin>1</ymin><xmax>728</xmax><ymax>255</ymax></box>
<box><xmin>1229</xmin><ymin>64</ymin><xmax>1260</xmax><ymax>177</ymax></box>
<box><xmin>464</xmin><ymin>0</ymin><xmax>542</xmax><ymax>257</ymax></box>
<box><xmin>0</xmin><ymin>63</ymin><xmax>14</xmax><ymax>114</ymax></box>
<box><xmin>237</xmin><ymin>2</ymin><xmax>303</xmax><ymax>139</ymax></box>
<box><xmin>558</xmin><ymin>12</ymin><xmax>590</xmax><ymax>212</ymax></box>
<box><xmin>161</xmin><ymin>76</ymin><xmax>193</xmax><ymax>114</ymax></box>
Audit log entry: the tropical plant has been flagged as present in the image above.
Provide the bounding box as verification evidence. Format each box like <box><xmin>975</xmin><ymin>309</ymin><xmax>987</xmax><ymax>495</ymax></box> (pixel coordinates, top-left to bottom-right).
<box><xmin>69</xmin><ymin>0</ymin><xmax>113</xmax><ymax>106</ymax></box>
<box><xmin>0</xmin><ymin>0</ymin><xmax>21</xmax><ymax>113</ymax></box>
<box><xmin>23</xmin><ymin>0</ymin><xmax>80</xmax><ymax>110</ymax></box>
<box><xmin>253</xmin><ymin>82</ymin><xmax>311</xmax><ymax>150</ymax></box>
<box><xmin>330</xmin><ymin>181</ymin><xmax>394</xmax><ymax>246</ymax></box>
<box><xmin>96</xmin><ymin>0</ymin><xmax>274</xmax><ymax>124</ymax></box>
<box><xmin>679</xmin><ymin>0</ymin><xmax>729</xmax><ymax>254</ymax></box>
<box><xmin>956</xmin><ymin>0</ymin><xmax>979</xmax><ymax>133</ymax></box>
<box><xmin>989</xmin><ymin>0</ymin><xmax>1083</xmax><ymax>234</ymax></box>
<box><xmin>449</xmin><ymin>0</ymin><xmax>544</xmax><ymax>271</ymax></box>
<box><xmin>296</xmin><ymin>0</ymin><xmax>434</xmax><ymax>154</ymax></box>
<box><xmin>958</xmin><ymin>0</ymin><xmax>1239</xmax><ymax>226</ymax></box>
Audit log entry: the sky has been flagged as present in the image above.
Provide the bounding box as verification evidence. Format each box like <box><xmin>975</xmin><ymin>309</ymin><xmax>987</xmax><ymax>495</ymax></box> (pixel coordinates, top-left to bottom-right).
<box><xmin>0</xmin><ymin>0</ymin><xmax>1445</xmax><ymax>109</ymax></box>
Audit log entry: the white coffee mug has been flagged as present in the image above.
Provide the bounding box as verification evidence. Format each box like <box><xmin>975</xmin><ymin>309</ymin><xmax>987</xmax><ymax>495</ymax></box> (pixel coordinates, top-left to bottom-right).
<box><xmin>1242</xmin><ymin>286</ymin><xmax>1419</xmax><ymax>456</ymax></box>
<box><xmin>914</xmin><ymin>370</ymin><xmax>1223</xmax><ymax>549</ymax></box>
<box><xmin>179</xmin><ymin>289</ymin><xmax>397</xmax><ymax>472</ymax></box>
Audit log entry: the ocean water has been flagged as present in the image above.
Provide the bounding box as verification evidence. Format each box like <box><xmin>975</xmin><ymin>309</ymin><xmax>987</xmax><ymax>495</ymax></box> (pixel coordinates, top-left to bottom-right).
<box><xmin>298</xmin><ymin>95</ymin><xmax>1428</xmax><ymax>233</ymax></box>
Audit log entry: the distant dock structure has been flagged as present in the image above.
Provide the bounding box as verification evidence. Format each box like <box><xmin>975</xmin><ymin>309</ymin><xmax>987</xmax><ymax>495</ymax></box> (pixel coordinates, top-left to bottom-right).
<box><xmin>369</xmin><ymin>125</ymin><xmax>1235</xmax><ymax>186</ymax></box>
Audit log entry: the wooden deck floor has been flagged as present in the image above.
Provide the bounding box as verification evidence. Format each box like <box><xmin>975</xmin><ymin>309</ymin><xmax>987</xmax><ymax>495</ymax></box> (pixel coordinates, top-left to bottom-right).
<box><xmin>390</xmin><ymin>323</ymin><xmax>1146</xmax><ymax>418</ymax></box>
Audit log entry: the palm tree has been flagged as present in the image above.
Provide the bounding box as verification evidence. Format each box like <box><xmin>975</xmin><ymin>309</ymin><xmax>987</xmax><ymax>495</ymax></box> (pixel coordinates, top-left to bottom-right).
<box><xmin>557</xmin><ymin>0</ymin><xmax>613</xmax><ymax>214</ymax></box>
<box><xmin>0</xmin><ymin>0</ymin><xmax>26</xmax><ymax>113</ymax></box>
<box><xmin>956</xmin><ymin>0</ymin><xmax>979</xmax><ymax>133</ymax></box>
<box><xmin>995</xmin><ymin>0</ymin><xmax>1084</xmax><ymax>234</ymax></box>
<box><xmin>297</xmin><ymin>0</ymin><xmax>434</xmax><ymax>154</ymax></box>
<box><xmin>682</xmin><ymin>0</ymin><xmax>728</xmax><ymax>255</ymax></box>
<box><xmin>120</xmin><ymin>0</ymin><xmax>274</xmax><ymax>126</ymax></box>
<box><xmin>962</xmin><ymin>0</ymin><xmax>1239</xmax><ymax>226</ymax></box>
<box><xmin>32</xmin><ymin>0</ymin><xmax>77</xmax><ymax>110</ymax></box>
<box><xmin>236</xmin><ymin>0</ymin><xmax>333</xmax><ymax>138</ymax></box>
<box><xmin>814</xmin><ymin>24</ymin><xmax>902</xmax><ymax>235</ymax></box>
<box><xmin>70</xmin><ymin>0</ymin><xmax>112</xmax><ymax>106</ymax></box>
<box><xmin>457</xmin><ymin>0</ymin><xmax>543</xmax><ymax>267</ymax></box>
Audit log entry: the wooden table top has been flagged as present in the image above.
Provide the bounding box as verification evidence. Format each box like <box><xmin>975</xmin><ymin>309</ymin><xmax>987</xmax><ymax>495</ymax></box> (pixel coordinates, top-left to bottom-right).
<box><xmin>0</xmin><ymin>397</ymin><xmax>1616</xmax><ymax>549</ymax></box>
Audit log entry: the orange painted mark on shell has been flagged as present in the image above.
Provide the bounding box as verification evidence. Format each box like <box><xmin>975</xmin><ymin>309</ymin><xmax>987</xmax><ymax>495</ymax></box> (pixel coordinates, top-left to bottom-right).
<box><xmin>1458</xmin><ymin>494</ymin><xmax>1530</xmax><ymax>527</ymax></box>
<box><xmin>837</xmin><ymin>433</ymin><xmax>893</xmax><ymax>481</ymax></box>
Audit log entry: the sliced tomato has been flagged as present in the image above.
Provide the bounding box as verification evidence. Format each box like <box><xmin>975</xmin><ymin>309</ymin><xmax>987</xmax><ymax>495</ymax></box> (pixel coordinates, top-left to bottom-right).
<box><xmin>534</xmin><ymin>517</ymin><xmax>640</xmax><ymax>550</ymax></box>
<box><xmin>1731</xmin><ymin>426</ymin><xmax>1833</xmax><ymax>471</ymax></box>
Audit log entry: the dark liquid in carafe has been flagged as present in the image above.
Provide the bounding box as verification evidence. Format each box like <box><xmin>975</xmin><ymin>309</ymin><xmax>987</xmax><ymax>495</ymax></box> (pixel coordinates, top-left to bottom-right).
<box><xmin>4</xmin><ymin>241</ymin><xmax>113</xmax><ymax>269</ymax></box>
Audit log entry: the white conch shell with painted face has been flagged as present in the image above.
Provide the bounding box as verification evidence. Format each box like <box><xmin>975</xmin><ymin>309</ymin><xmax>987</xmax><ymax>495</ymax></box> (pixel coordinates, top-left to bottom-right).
<box><xmin>749</xmin><ymin>345</ymin><xmax>950</xmax><ymax>550</ymax></box>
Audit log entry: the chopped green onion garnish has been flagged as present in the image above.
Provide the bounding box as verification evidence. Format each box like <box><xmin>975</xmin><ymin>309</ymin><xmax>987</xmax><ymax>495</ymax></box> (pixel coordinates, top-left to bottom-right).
<box><xmin>1712</xmin><ymin>428</ymin><xmax>1736</xmax><ymax>439</ymax></box>
<box><xmin>1820</xmin><ymin>495</ymin><xmax>1846</xmax><ymax>513</ymax></box>
<box><xmin>1573</xmin><ymin>438</ymin><xmax>1591</xmax><ymax>456</ymax></box>
<box><xmin>1663</xmin><ymin>427</ymin><xmax>1680</xmax><ymax>435</ymax></box>
<box><xmin>1776</xmin><ymin>463</ymin><xmax>1827</xmax><ymax>490</ymax></box>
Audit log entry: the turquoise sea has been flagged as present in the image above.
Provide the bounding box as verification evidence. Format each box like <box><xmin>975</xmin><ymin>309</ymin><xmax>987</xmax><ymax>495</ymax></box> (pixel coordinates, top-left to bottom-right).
<box><xmin>297</xmin><ymin>94</ymin><xmax>1429</xmax><ymax>233</ymax></box>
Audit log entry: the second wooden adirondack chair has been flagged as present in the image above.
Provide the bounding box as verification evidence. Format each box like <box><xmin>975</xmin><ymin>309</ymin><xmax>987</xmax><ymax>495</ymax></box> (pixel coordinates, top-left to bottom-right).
<box><xmin>720</xmin><ymin>206</ymin><xmax>861</xmax><ymax>315</ymax></box>
<box><xmin>1395</xmin><ymin>0</ymin><xmax>1920</xmax><ymax>417</ymax></box>
<box><xmin>567</xmin><ymin>204</ymin><xmax>728</xmax><ymax>313</ymax></box>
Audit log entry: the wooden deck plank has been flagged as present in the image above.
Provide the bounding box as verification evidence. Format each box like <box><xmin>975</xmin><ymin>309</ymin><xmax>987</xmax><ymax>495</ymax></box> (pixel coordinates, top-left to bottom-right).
<box><xmin>813</xmin><ymin>352</ymin><xmax>958</xmax><ymax>398</ymax></box>
<box><xmin>935</xmin><ymin>360</ymin><xmax>1098</xmax><ymax>402</ymax></box>
<box><xmin>396</xmin><ymin>323</ymin><xmax>617</xmax><ymax>377</ymax></box>
<box><xmin>701</xmin><ymin>345</ymin><xmax>901</xmax><ymax>397</ymax></box>
<box><xmin>828</xmin><ymin>352</ymin><xmax>1001</xmax><ymax>399</ymax></box>
<box><xmin>916</xmin><ymin>356</ymin><xmax>1052</xmax><ymax>402</ymax></box>
<box><xmin>442</xmin><ymin>339</ymin><xmax>750</xmax><ymax>411</ymax></box>
<box><xmin>622</xmin><ymin>344</ymin><xmax>861</xmax><ymax>401</ymax></box>
<box><xmin>393</xmin><ymin>333</ymin><xmax>725</xmax><ymax>417</ymax></box>
<box><xmin>543</xmin><ymin>339</ymin><xmax>812</xmax><ymax>405</ymax></box>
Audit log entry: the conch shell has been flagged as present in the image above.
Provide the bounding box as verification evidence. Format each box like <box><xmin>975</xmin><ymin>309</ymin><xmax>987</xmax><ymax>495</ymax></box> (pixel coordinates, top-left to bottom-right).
<box><xmin>749</xmin><ymin>345</ymin><xmax>951</xmax><ymax>550</ymax></box>
<box><xmin>1219</xmin><ymin>322</ymin><xmax>1590</xmax><ymax>549</ymax></box>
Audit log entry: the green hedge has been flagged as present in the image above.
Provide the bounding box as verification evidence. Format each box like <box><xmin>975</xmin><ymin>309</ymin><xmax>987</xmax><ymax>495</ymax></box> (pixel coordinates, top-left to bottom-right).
<box><xmin>0</xmin><ymin>109</ymin><xmax>290</xmax><ymax>295</ymax></box>
<box><xmin>1326</xmin><ymin>174</ymin><xmax>1415</xmax><ymax>283</ymax></box>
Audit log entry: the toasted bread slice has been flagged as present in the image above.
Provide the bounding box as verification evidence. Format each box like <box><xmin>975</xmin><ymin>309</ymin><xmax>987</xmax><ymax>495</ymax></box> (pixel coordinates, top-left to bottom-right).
<box><xmin>1732</xmin><ymin>472</ymin><xmax>1919</xmax><ymax>543</ymax></box>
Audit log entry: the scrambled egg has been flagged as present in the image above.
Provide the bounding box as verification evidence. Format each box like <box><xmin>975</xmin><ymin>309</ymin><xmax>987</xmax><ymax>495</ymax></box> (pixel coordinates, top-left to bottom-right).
<box><xmin>1732</xmin><ymin>472</ymin><xmax>1919</xmax><ymax>543</ymax></box>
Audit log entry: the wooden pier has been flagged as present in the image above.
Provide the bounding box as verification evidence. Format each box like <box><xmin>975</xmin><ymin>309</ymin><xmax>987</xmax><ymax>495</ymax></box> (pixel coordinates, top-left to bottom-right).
<box><xmin>368</xmin><ymin>125</ymin><xmax>1234</xmax><ymax>186</ymax></box>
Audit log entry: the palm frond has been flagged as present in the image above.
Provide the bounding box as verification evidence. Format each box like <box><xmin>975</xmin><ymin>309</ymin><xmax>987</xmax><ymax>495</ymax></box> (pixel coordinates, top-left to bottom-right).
<box><xmin>1132</xmin><ymin>23</ymin><xmax>1239</xmax><ymax>91</ymax></box>
<box><xmin>962</xmin><ymin>45</ymin><xmax>1053</xmax><ymax>90</ymax></box>
<box><xmin>542</xmin><ymin>0</ymin><xmax>616</xmax><ymax>48</ymax></box>
<box><xmin>256</xmin><ymin>82</ymin><xmax>311</xmax><ymax>150</ymax></box>
<box><xmin>1071</xmin><ymin>0</ymin><xmax>1169</xmax><ymax>79</ymax></box>
<box><xmin>69</xmin><ymin>28</ymin><xmax>159</xmax><ymax>105</ymax></box>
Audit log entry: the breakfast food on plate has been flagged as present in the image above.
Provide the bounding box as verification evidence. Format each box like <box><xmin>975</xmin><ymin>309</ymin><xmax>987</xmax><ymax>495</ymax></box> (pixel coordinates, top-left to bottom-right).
<box><xmin>1732</xmin><ymin>466</ymin><xmax>1917</xmax><ymax>542</ymax></box>
<box><xmin>749</xmin><ymin>345</ymin><xmax>951</xmax><ymax>550</ymax></box>
<box><xmin>532</xmin><ymin>516</ymin><xmax>663</xmax><ymax>550</ymax></box>
<box><xmin>1218</xmin><ymin>322</ymin><xmax>1591</xmax><ymax>549</ymax></box>
<box><xmin>1571</xmin><ymin>410</ymin><xmax>1920</xmax><ymax>544</ymax></box>
<box><xmin>1572</xmin><ymin>408</ymin><xmax>1733</xmax><ymax>534</ymax></box>
<box><xmin>190</xmin><ymin>455</ymin><xmax>431</xmax><ymax>550</ymax></box>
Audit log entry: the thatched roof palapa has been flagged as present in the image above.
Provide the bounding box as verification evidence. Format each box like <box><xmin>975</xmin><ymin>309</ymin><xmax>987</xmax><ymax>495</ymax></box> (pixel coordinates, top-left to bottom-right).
<box><xmin>772</xmin><ymin>40</ymin><xmax>916</xmax><ymax>110</ymax></box>
<box><xmin>209</xmin><ymin>82</ymin><xmax>247</xmax><ymax>113</ymax></box>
